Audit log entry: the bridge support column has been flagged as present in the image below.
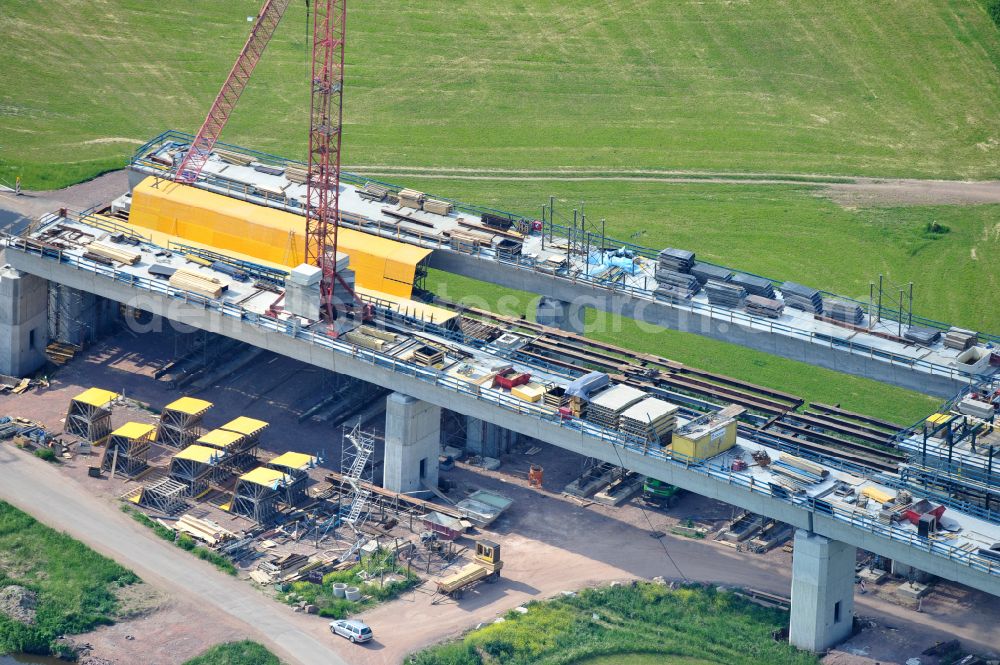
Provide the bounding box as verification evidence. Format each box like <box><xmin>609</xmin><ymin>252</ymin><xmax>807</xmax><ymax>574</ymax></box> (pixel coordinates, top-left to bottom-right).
<box><xmin>465</xmin><ymin>416</ymin><xmax>519</xmax><ymax>458</ymax></box>
<box><xmin>535</xmin><ymin>296</ymin><xmax>584</xmax><ymax>334</ymax></box>
<box><xmin>0</xmin><ymin>266</ymin><xmax>48</xmax><ymax>377</ymax></box>
<box><xmin>790</xmin><ymin>530</ymin><xmax>855</xmax><ymax>652</ymax></box>
<box><xmin>382</xmin><ymin>393</ymin><xmax>441</xmax><ymax>493</ymax></box>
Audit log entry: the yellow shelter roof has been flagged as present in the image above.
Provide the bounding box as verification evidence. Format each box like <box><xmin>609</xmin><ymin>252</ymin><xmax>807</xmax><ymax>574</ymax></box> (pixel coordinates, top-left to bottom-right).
<box><xmin>268</xmin><ymin>451</ymin><xmax>315</xmax><ymax>471</ymax></box>
<box><xmin>173</xmin><ymin>445</ymin><xmax>222</xmax><ymax>464</ymax></box>
<box><xmin>354</xmin><ymin>287</ymin><xmax>458</xmax><ymax>326</ymax></box>
<box><xmin>111</xmin><ymin>422</ymin><xmax>156</xmax><ymax>440</ymax></box>
<box><xmin>163</xmin><ymin>396</ymin><xmax>213</xmax><ymax>416</ymax></box>
<box><xmin>129</xmin><ymin>177</ymin><xmax>431</xmax><ymax>297</ymax></box>
<box><xmin>220</xmin><ymin>416</ymin><xmax>269</xmax><ymax>437</ymax></box>
<box><xmin>240</xmin><ymin>466</ymin><xmax>289</xmax><ymax>488</ymax></box>
<box><xmin>73</xmin><ymin>388</ymin><xmax>119</xmax><ymax>408</ymax></box>
<box><xmin>197</xmin><ymin>429</ymin><xmax>245</xmax><ymax>449</ymax></box>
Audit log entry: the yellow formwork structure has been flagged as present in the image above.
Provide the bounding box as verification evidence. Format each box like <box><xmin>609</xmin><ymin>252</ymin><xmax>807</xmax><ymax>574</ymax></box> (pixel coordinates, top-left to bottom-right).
<box><xmin>129</xmin><ymin>177</ymin><xmax>431</xmax><ymax>297</ymax></box>
<box><xmin>268</xmin><ymin>451</ymin><xmax>315</xmax><ymax>472</ymax></box>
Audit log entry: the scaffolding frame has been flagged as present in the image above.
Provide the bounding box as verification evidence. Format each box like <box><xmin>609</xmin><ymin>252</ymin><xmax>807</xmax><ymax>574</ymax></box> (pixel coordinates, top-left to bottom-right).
<box><xmin>169</xmin><ymin>444</ymin><xmax>224</xmax><ymax>497</ymax></box>
<box><xmin>64</xmin><ymin>388</ymin><xmax>118</xmax><ymax>445</ymax></box>
<box><xmin>197</xmin><ymin>427</ymin><xmax>257</xmax><ymax>473</ymax></box>
<box><xmin>101</xmin><ymin>422</ymin><xmax>154</xmax><ymax>478</ymax></box>
<box><xmin>267</xmin><ymin>452</ymin><xmax>316</xmax><ymax>505</ymax></box>
<box><xmin>231</xmin><ymin>466</ymin><xmax>289</xmax><ymax>524</ymax></box>
<box><xmin>140</xmin><ymin>477</ymin><xmax>189</xmax><ymax>515</ymax></box>
<box><xmin>156</xmin><ymin>397</ymin><xmax>213</xmax><ymax>448</ymax></box>
<box><xmin>341</xmin><ymin>423</ymin><xmax>375</xmax><ymax>528</ymax></box>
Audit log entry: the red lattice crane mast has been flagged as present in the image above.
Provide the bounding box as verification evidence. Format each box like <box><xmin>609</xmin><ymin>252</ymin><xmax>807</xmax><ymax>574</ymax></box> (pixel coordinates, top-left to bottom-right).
<box><xmin>173</xmin><ymin>0</ymin><xmax>355</xmax><ymax>322</ymax></box>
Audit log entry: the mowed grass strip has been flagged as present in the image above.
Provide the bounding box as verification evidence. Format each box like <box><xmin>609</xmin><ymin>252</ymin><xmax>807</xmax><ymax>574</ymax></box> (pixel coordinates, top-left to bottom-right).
<box><xmin>2</xmin><ymin>1</ymin><xmax>1000</xmax><ymax>188</ymax></box>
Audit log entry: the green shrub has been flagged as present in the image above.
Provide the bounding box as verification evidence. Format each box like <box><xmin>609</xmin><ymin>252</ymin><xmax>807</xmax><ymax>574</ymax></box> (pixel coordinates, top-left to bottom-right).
<box><xmin>177</xmin><ymin>534</ymin><xmax>197</xmax><ymax>551</ymax></box>
<box><xmin>33</xmin><ymin>448</ymin><xmax>58</xmax><ymax>462</ymax></box>
<box><xmin>988</xmin><ymin>0</ymin><xmax>1000</xmax><ymax>29</ymax></box>
<box><xmin>182</xmin><ymin>640</ymin><xmax>280</xmax><ymax>665</ymax></box>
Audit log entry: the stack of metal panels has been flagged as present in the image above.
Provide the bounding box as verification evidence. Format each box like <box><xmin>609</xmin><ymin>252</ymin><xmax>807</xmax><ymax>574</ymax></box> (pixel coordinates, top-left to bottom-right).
<box><xmin>654</xmin><ymin>268</ymin><xmax>701</xmax><ymax>294</ymax></box>
<box><xmin>690</xmin><ymin>262</ymin><xmax>733</xmax><ymax>285</ymax></box>
<box><xmin>823</xmin><ymin>299</ymin><xmax>865</xmax><ymax>325</ymax></box>
<box><xmin>586</xmin><ymin>384</ymin><xmax>647</xmax><ymax>430</ymax></box>
<box><xmin>731</xmin><ymin>273</ymin><xmax>775</xmax><ymax>298</ymax></box>
<box><xmin>745</xmin><ymin>295</ymin><xmax>784</xmax><ymax>319</ymax></box>
<box><xmin>705</xmin><ymin>280</ymin><xmax>747</xmax><ymax>308</ymax></box>
<box><xmin>781</xmin><ymin>281</ymin><xmax>823</xmax><ymax>314</ymax></box>
<box><xmin>943</xmin><ymin>327</ymin><xmax>978</xmax><ymax>350</ymax></box>
<box><xmin>654</xmin><ymin>285</ymin><xmax>695</xmax><ymax>302</ymax></box>
<box><xmin>904</xmin><ymin>326</ymin><xmax>941</xmax><ymax>346</ymax></box>
<box><xmin>620</xmin><ymin>398</ymin><xmax>678</xmax><ymax>444</ymax></box>
<box><xmin>657</xmin><ymin>248</ymin><xmax>695</xmax><ymax>273</ymax></box>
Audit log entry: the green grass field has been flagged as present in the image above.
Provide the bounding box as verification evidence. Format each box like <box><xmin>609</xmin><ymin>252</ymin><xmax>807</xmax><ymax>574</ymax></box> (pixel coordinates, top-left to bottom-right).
<box><xmin>0</xmin><ymin>501</ymin><xmax>139</xmax><ymax>657</ymax></box>
<box><xmin>2</xmin><ymin>1</ymin><xmax>1000</xmax><ymax>189</ymax></box>
<box><xmin>408</xmin><ymin>583</ymin><xmax>818</xmax><ymax>665</ymax></box>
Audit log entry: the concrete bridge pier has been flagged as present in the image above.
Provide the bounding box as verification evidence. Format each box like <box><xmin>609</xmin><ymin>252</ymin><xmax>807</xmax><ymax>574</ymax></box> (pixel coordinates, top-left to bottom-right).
<box><xmin>0</xmin><ymin>265</ymin><xmax>48</xmax><ymax>376</ymax></box>
<box><xmin>382</xmin><ymin>392</ymin><xmax>441</xmax><ymax>493</ymax></box>
<box><xmin>535</xmin><ymin>296</ymin><xmax>585</xmax><ymax>334</ymax></box>
<box><xmin>789</xmin><ymin>530</ymin><xmax>856</xmax><ymax>652</ymax></box>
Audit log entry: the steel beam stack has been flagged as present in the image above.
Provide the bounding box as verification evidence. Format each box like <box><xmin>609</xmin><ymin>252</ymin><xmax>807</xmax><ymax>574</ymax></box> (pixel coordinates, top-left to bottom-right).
<box><xmin>823</xmin><ymin>299</ymin><xmax>865</xmax><ymax>325</ymax></box>
<box><xmin>705</xmin><ymin>280</ymin><xmax>748</xmax><ymax>308</ymax></box>
<box><xmin>657</xmin><ymin>248</ymin><xmax>695</xmax><ymax>273</ymax></box>
<box><xmin>731</xmin><ymin>273</ymin><xmax>776</xmax><ymax>299</ymax></box>
<box><xmin>781</xmin><ymin>281</ymin><xmax>823</xmax><ymax>314</ymax></box>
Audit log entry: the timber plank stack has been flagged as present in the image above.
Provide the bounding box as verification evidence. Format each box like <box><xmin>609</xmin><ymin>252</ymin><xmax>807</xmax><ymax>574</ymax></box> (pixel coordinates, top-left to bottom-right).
<box><xmin>731</xmin><ymin>273</ymin><xmax>776</xmax><ymax>298</ymax></box>
<box><xmin>823</xmin><ymin>299</ymin><xmax>865</xmax><ymax>325</ymax></box>
<box><xmin>586</xmin><ymin>384</ymin><xmax>646</xmax><ymax>429</ymax></box>
<box><xmin>705</xmin><ymin>280</ymin><xmax>747</xmax><ymax>308</ymax></box>
<box><xmin>745</xmin><ymin>295</ymin><xmax>785</xmax><ymax>319</ymax></box>
<box><xmin>85</xmin><ymin>242</ymin><xmax>141</xmax><ymax>265</ymax></box>
<box><xmin>169</xmin><ymin>269</ymin><xmax>225</xmax><ymax>299</ymax></box>
<box><xmin>423</xmin><ymin>198</ymin><xmax>453</xmax><ymax>215</ymax></box>
<box><xmin>943</xmin><ymin>327</ymin><xmax>978</xmax><ymax>350</ymax></box>
<box><xmin>413</xmin><ymin>345</ymin><xmax>444</xmax><ymax>366</ymax></box>
<box><xmin>657</xmin><ymin>248</ymin><xmax>695</xmax><ymax>273</ymax></box>
<box><xmin>781</xmin><ymin>281</ymin><xmax>823</xmax><ymax>314</ymax></box>
<box><xmin>620</xmin><ymin>397</ymin><xmax>678</xmax><ymax>444</ymax></box>
<box><xmin>398</xmin><ymin>189</ymin><xmax>425</xmax><ymax>209</ymax></box>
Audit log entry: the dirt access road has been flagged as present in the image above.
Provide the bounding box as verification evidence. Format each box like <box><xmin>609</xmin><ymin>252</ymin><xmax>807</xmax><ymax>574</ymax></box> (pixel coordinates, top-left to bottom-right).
<box><xmin>0</xmin><ymin>444</ymin><xmax>359</xmax><ymax>665</ymax></box>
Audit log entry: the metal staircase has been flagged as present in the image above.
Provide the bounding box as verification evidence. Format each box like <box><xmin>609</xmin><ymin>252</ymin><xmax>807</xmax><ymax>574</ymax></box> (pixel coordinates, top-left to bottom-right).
<box><xmin>341</xmin><ymin>422</ymin><xmax>375</xmax><ymax>526</ymax></box>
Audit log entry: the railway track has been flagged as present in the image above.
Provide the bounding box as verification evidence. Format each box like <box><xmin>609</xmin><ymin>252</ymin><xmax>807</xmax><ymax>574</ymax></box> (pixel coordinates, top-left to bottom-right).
<box><xmin>431</xmin><ymin>298</ymin><xmax>906</xmax><ymax>472</ymax></box>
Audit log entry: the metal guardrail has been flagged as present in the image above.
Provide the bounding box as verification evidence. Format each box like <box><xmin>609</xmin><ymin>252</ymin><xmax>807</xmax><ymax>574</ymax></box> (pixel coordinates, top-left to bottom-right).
<box><xmin>6</xmin><ymin>232</ymin><xmax>1000</xmax><ymax>580</ymax></box>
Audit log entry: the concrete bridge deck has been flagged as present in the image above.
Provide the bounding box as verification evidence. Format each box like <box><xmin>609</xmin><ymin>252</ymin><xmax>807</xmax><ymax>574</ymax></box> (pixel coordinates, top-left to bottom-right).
<box><xmin>124</xmin><ymin>131</ymin><xmax>1000</xmax><ymax>398</ymax></box>
<box><xmin>4</xmin><ymin>222</ymin><xmax>1000</xmax><ymax>605</ymax></box>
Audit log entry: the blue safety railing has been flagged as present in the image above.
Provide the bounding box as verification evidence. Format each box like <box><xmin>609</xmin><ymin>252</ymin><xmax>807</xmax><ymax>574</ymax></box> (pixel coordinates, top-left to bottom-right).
<box><xmin>6</xmin><ymin>229</ymin><xmax>1000</xmax><ymax>580</ymax></box>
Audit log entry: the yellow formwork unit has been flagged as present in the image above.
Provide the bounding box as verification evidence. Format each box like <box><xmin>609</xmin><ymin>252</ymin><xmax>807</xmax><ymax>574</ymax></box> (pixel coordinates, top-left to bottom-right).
<box><xmin>197</xmin><ymin>428</ymin><xmax>246</xmax><ymax>451</ymax></box>
<box><xmin>670</xmin><ymin>419</ymin><xmax>737</xmax><ymax>462</ymax></box>
<box><xmin>267</xmin><ymin>451</ymin><xmax>316</xmax><ymax>472</ymax></box>
<box><xmin>128</xmin><ymin>177</ymin><xmax>431</xmax><ymax>297</ymax></box>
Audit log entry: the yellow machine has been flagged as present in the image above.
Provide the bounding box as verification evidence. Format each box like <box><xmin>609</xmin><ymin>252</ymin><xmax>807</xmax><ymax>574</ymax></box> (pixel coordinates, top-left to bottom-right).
<box><xmin>435</xmin><ymin>539</ymin><xmax>503</xmax><ymax>599</ymax></box>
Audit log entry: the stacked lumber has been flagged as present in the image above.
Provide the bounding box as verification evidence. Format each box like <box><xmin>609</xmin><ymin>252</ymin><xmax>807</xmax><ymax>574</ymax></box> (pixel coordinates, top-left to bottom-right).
<box><xmin>360</xmin><ymin>182</ymin><xmax>389</xmax><ymax>201</ymax></box>
<box><xmin>169</xmin><ymin>269</ymin><xmax>225</xmax><ymax>299</ymax></box>
<box><xmin>705</xmin><ymin>280</ymin><xmax>747</xmax><ymax>308</ymax></box>
<box><xmin>904</xmin><ymin>326</ymin><xmax>941</xmax><ymax>346</ymax></box>
<box><xmin>620</xmin><ymin>397</ymin><xmax>678</xmax><ymax>443</ymax></box>
<box><xmin>344</xmin><ymin>331</ymin><xmax>387</xmax><ymax>351</ymax></box>
<box><xmin>781</xmin><ymin>281</ymin><xmax>823</xmax><ymax>314</ymax></box>
<box><xmin>215</xmin><ymin>149</ymin><xmax>253</xmax><ymax>166</ymax></box>
<box><xmin>943</xmin><ymin>327</ymin><xmax>977</xmax><ymax>350</ymax></box>
<box><xmin>731</xmin><ymin>273</ymin><xmax>775</xmax><ymax>298</ymax></box>
<box><xmin>657</xmin><ymin>248</ymin><xmax>695</xmax><ymax>273</ymax></box>
<box><xmin>176</xmin><ymin>514</ymin><xmax>237</xmax><ymax>545</ymax></box>
<box><xmin>423</xmin><ymin>198</ymin><xmax>453</xmax><ymax>215</ymax></box>
<box><xmin>745</xmin><ymin>295</ymin><xmax>784</xmax><ymax>319</ymax></box>
<box><xmin>587</xmin><ymin>384</ymin><xmax>646</xmax><ymax>429</ymax></box>
<box><xmin>398</xmin><ymin>188</ymin><xmax>425</xmax><ymax>209</ymax></box>
<box><xmin>45</xmin><ymin>342</ymin><xmax>79</xmax><ymax>366</ymax></box>
<box><xmin>86</xmin><ymin>242</ymin><xmax>141</xmax><ymax>265</ymax></box>
<box><xmin>690</xmin><ymin>262</ymin><xmax>733</xmax><ymax>285</ymax></box>
<box><xmin>543</xmin><ymin>387</ymin><xmax>570</xmax><ymax>408</ymax></box>
<box><xmin>285</xmin><ymin>165</ymin><xmax>309</xmax><ymax>184</ymax></box>
<box><xmin>823</xmin><ymin>299</ymin><xmax>865</xmax><ymax>325</ymax></box>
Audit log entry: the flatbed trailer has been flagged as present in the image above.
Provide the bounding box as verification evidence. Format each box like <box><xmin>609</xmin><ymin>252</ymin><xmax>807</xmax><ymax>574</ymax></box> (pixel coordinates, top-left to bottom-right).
<box><xmin>435</xmin><ymin>539</ymin><xmax>503</xmax><ymax>599</ymax></box>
